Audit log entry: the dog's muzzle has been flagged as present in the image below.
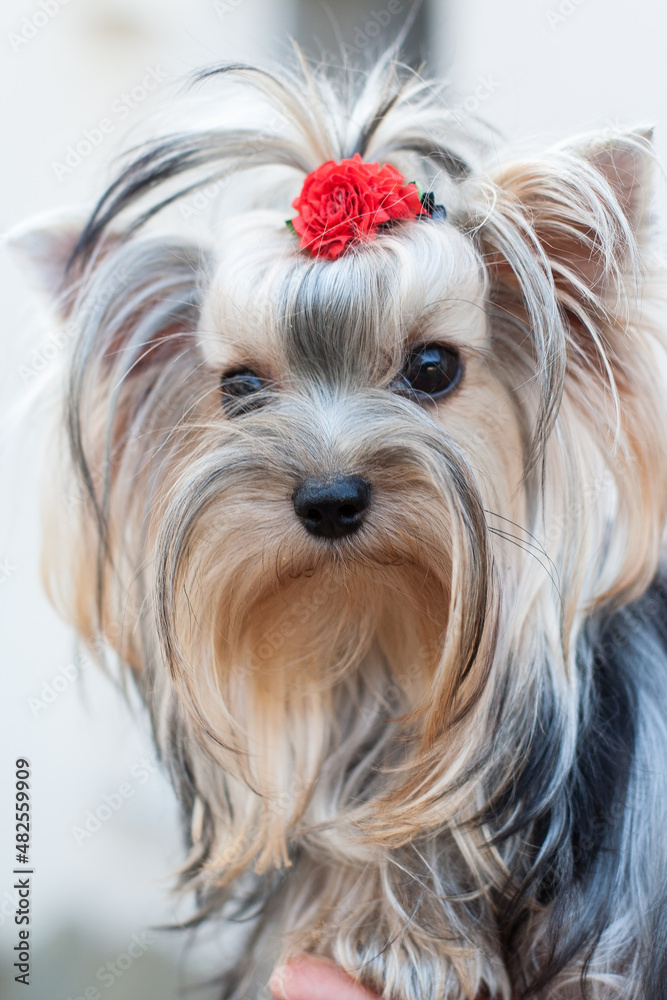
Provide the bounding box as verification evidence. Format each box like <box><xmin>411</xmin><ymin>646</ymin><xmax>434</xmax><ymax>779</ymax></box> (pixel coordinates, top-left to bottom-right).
<box><xmin>292</xmin><ymin>475</ymin><xmax>371</xmax><ymax>539</ymax></box>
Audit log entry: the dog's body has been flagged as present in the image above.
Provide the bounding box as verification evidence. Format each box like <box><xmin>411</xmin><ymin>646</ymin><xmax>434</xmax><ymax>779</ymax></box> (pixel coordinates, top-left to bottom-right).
<box><xmin>13</xmin><ymin>55</ymin><xmax>667</xmax><ymax>998</ymax></box>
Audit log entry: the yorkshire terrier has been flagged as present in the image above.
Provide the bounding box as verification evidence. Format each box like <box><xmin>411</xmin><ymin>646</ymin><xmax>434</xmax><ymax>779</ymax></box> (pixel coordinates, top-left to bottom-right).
<box><xmin>11</xmin><ymin>52</ymin><xmax>667</xmax><ymax>1000</ymax></box>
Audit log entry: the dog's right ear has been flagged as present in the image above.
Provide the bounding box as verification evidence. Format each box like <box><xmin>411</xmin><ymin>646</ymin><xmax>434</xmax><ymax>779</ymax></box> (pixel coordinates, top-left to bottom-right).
<box><xmin>6</xmin><ymin>211</ymin><xmax>117</xmax><ymax>317</ymax></box>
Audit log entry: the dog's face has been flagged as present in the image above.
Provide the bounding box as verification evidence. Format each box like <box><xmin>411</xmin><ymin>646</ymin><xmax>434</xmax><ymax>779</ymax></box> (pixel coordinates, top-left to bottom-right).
<box><xmin>186</xmin><ymin>211</ymin><xmax>521</xmax><ymax>689</ymax></box>
<box><xmin>85</xmin><ymin>211</ymin><xmax>523</xmax><ymax>858</ymax></box>
<box><xmin>12</xmin><ymin>62</ymin><xmax>667</xmax><ymax>988</ymax></box>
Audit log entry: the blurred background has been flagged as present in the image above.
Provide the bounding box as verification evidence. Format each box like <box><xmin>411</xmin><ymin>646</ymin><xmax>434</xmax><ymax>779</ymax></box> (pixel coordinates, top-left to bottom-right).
<box><xmin>1</xmin><ymin>0</ymin><xmax>666</xmax><ymax>997</ymax></box>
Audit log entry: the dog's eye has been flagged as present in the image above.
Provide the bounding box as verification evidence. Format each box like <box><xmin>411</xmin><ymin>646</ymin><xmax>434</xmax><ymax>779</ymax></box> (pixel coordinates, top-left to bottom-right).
<box><xmin>220</xmin><ymin>368</ymin><xmax>266</xmax><ymax>414</ymax></box>
<box><xmin>394</xmin><ymin>343</ymin><xmax>462</xmax><ymax>398</ymax></box>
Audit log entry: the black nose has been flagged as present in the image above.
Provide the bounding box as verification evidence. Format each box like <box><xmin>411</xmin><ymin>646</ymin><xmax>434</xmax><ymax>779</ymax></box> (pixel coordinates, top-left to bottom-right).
<box><xmin>293</xmin><ymin>475</ymin><xmax>371</xmax><ymax>539</ymax></box>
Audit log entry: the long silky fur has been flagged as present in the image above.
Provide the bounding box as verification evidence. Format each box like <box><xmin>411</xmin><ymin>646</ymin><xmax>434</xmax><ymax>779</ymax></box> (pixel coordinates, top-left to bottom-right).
<box><xmin>35</xmin><ymin>52</ymin><xmax>667</xmax><ymax>999</ymax></box>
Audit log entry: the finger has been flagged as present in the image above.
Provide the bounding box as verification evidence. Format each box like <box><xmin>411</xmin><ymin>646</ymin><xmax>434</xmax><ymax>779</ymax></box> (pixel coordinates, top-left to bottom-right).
<box><xmin>269</xmin><ymin>956</ymin><xmax>380</xmax><ymax>1000</ymax></box>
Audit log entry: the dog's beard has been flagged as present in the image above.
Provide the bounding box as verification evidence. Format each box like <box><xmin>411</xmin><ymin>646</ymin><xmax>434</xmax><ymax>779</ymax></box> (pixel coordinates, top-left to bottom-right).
<box><xmin>123</xmin><ymin>395</ymin><xmax>514</xmax><ymax>998</ymax></box>
<box><xmin>145</xmin><ymin>395</ymin><xmax>500</xmax><ymax>882</ymax></box>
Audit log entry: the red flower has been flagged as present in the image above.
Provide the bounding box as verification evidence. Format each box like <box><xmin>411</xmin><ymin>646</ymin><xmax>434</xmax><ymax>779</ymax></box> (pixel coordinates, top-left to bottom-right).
<box><xmin>289</xmin><ymin>153</ymin><xmax>425</xmax><ymax>260</ymax></box>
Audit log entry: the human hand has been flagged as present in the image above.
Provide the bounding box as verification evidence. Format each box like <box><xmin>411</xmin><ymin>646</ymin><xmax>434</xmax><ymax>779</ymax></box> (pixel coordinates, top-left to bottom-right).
<box><xmin>269</xmin><ymin>956</ymin><xmax>380</xmax><ymax>1000</ymax></box>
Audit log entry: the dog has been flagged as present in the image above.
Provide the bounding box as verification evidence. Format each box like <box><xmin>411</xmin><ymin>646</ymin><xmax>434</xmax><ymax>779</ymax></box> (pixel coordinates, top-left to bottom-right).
<box><xmin>11</xmin><ymin>51</ymin><xmax>667</xmax><ymax>999</ymax></box>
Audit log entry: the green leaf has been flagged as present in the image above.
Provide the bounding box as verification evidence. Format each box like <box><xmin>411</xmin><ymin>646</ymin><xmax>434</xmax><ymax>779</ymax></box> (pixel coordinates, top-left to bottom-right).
<box><xmin>285</xmin><ymin>219</ymin><xmax>297</xmax><ymax>236</ymax></box>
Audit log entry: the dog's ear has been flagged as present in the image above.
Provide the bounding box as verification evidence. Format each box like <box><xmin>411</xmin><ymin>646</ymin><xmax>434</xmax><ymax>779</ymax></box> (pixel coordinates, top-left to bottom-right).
<box><xmin>584</xmin><ymin>127</ymin><xmax>654</xmax><ymax>233</ymax></box>
<box><xmin>8</xmin><ymin>213</ymin><xmax>208</xmax><ymax>379</ymax></box>
<box><xmin>489</xmin><ymin>128</ymin><xmax>654</xmax><ymax>294</ymax></box>
<box><xmin>7</xmin><ymin>212</ymin><xmax>80</xmax><ymax>294</ymax></box>
<box><xmin>481</xmin><ymin>128</ymin><xmax>656</xmax><ymax>388</ymax></box>
<box><xmin>485</xmin><ymin>129</ymin><xmax>667</xmax><ymax>608</ymax></box>
<box><xmin>6</xmin><ymin>211</ymin><xmax>120</xmax><ymax>317</ymax></box>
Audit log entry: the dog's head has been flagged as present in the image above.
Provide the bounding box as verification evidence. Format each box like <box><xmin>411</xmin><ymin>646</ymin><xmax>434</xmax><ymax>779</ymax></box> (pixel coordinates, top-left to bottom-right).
<box><xmin>13</xmin><ymin>58</ymin><xmax>667</xmax><ymax>896</ymax></box>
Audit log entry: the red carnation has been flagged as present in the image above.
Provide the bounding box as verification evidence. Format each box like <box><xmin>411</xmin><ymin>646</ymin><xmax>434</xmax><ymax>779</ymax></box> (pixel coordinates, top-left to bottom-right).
<box><xmin>289</xmin><ymin>153</ymin><xmax>425</xmax><ymax>260</ymax></box>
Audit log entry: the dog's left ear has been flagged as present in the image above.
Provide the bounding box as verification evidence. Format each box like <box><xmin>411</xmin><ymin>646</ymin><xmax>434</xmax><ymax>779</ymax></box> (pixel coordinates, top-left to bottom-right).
<box><xmin>583</xmin><ymin>127</ymin><xmax>654</xmax><ymax>234</ymax></box>
<box><xmin>488</xmin><ymin>127</ymin><xmax>654</xmax><ymax>294</ymax></box>
<box><xmin>486</xmin><ymin>128</ymin><xmax>667</xmax><ymax>608</ymax></box>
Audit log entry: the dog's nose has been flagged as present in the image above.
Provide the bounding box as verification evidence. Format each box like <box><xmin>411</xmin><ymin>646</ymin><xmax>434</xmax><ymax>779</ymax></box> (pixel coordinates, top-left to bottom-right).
<box><xmin>293</xmin><ymin>475</ymin><xmax>371</xmax><ymax>539</ymax></box>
